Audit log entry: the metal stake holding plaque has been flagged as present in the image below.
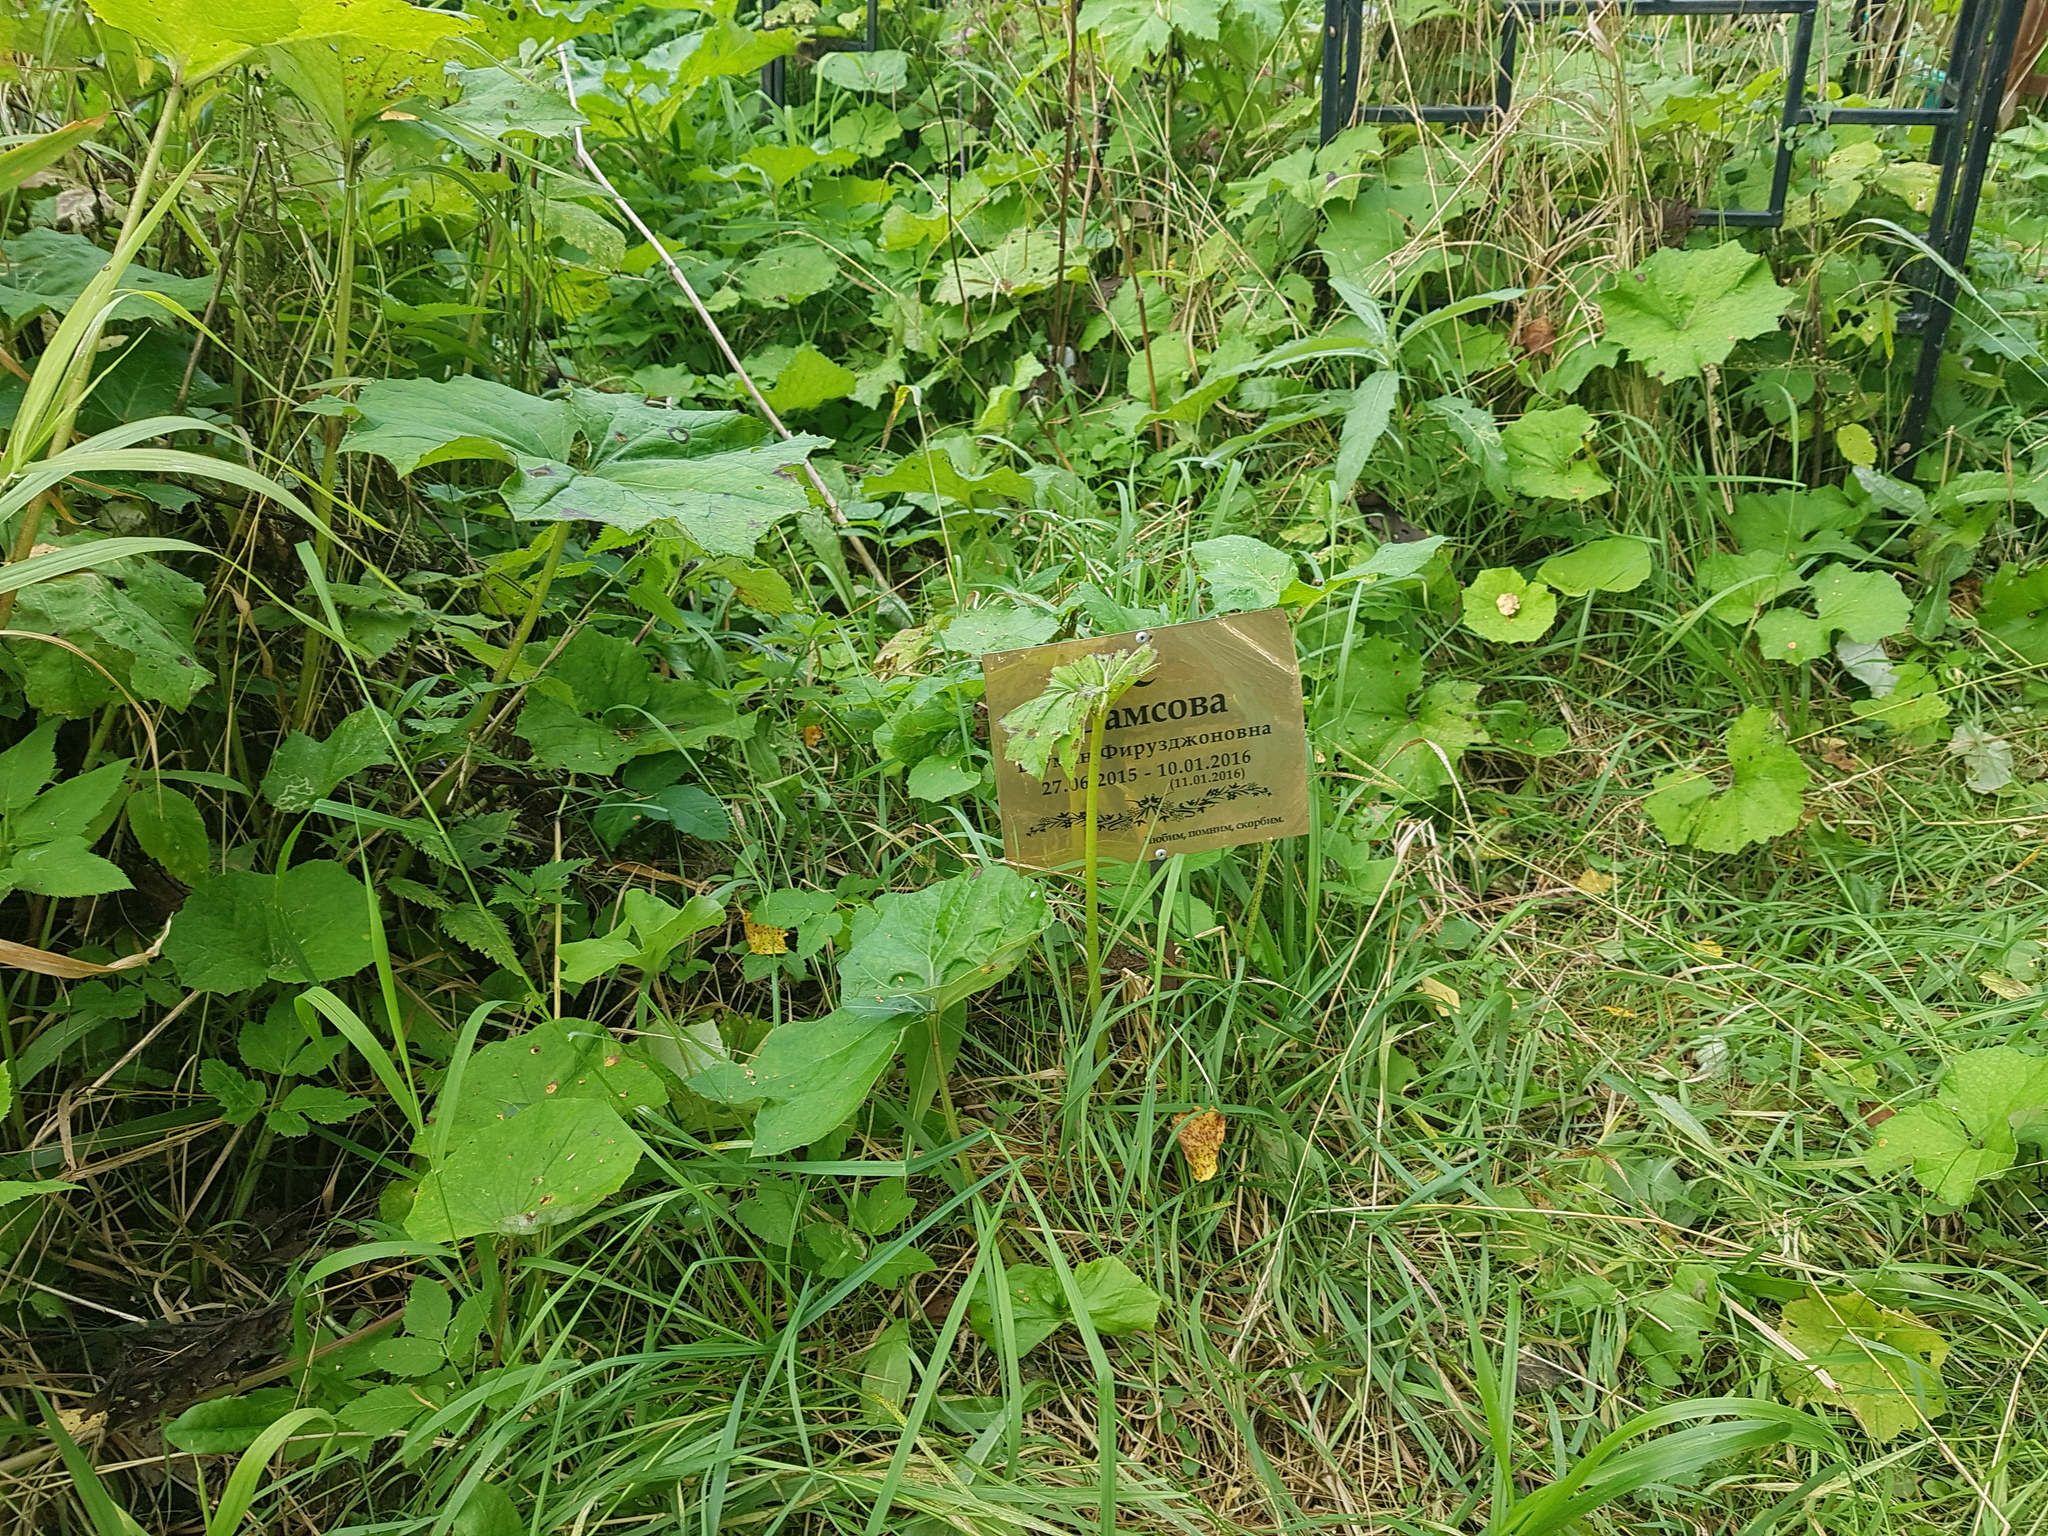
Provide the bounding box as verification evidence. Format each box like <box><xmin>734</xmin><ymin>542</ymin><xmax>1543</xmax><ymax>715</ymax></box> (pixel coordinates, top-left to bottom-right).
<box><xmin>981</xmin><ymin>610</ymin><xmax>1312</xmax><ymax>871</ymax></box>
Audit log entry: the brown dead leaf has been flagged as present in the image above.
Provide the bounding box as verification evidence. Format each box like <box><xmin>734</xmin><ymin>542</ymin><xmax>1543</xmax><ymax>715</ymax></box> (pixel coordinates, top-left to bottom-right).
<box><xmin>873</xmin><ymin>624</ymin><xmax>932</xmax><ymax>678</ymax></box>
<box><xmin>1819</xmin><ymin>737</ymin><xmax>1858</xmax><ymax>772</ymax></box>
<box><xmin>1175</xmin><ymin>1109</ymin><xmax>1226</xmax><ymax>1182</ymax></box>
<box><xmin>801</xmin><ymin>724</ymin><xmax>825</xmax><ymax>749</ymax></box>
<box><xmin>744</xmin><ymin>921</ymin><xmax>789</xmax><ymax>956</ymax></box>
<box><xmin>1573</xmin><ymin>868</ymin><xmax>1615</xmax><ymax>896</ymax></box>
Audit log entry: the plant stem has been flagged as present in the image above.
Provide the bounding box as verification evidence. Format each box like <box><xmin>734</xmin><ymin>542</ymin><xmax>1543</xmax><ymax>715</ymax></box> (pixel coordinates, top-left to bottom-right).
<box><xmin>492</xmin><ymin>520</ymin><xmax>573</xmax><ymax>687</ymax></box>
<box><xmin>1082</xmin><ymin>701</ymin><xmax>1108</xmax><ymax>996</ymax></box>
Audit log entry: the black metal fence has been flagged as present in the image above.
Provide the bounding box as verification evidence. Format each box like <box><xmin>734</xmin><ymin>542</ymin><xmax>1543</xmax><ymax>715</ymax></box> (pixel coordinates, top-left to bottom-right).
<box><xmin>1318</xmin><ymin>0</ymin><xmax>2031</xmax><ymax>459</ymax></box>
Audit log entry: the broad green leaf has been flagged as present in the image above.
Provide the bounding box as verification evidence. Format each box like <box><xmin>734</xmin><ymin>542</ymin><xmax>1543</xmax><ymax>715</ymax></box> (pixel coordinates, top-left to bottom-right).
<box><xmin>939</xmin><ymin>602</ymin><xmax>1061</xmax><ymax>656</ymax></box>
<box><xmin>1190</xmin><ymin>535</ymin><xmax>1297</xmax><ymax>614</ymax></box>
<box><xmin>164</xmin><ymin>1390</ymin><xmax>300</xmax><ymax>1455</ymax></box>
<box><xmin>127</xmin><ymin>784</ymin><xmax>209</xmax><ymax>884</ymax></box>
<box><xmin>906</xmin><ymin>752</ymin><xmax>979</xmax><ymax>801</ymax></box>
<box><xmin>864</xmin><ymin>450</ymin><xmax>1032</xmax><ymax>508</ymax></box>
<box><xmin>1722</xmin><ymin>485</ymin><xmax>1866</xmax><ymax>559</ymax></box>
<box><xmin>1627</xmin><ymin>1268</ymin><xmax>1720</xmax><ymax>1388</ymax></box>
<box><xmin>426</xmin><ymin>1019</ymin><xmax>660</xmax><ymax>1150</ymax></box>
<box><xmin>1538</xmin><ymin>537</ymin><xmax>1652</xmax><ymax>596</ymax></box>
<box><xmin>736</xmin><ymin>1180</ymin><xmax>802</xmax><ymax>1246</ymax></box>
<box><xmin>555</xmin><ymin>933</ymin><xmax>639</xmax><ymax>987</ymax></box>
<box><xmin>816</xmin><ymin>47</ymin><xmax>909</xmax><ymax>92</ymax></box>
<box><xmin>1852</xmin><ymin>663</ymin><xmax>1949</xmax><ymax>733</ymax></box>
<box><xmin>451</xmin><ymin>1483</ymin><xmax>524</xmax><ymax>1536</ymax></box>
<box><xmin>338</xmin><ymin>1384</ymin><xmax>438</xmax><ymax>1438</ymax></box>
<box><xmin>0</xmin><ymin>1177</ymin><xmax>81</xmax><ymax>1208</ymax></box>
<box><xmin>407</xmin><ymin>1097</ymin><xmax>647</xmax><ymax>1242</ymax></box>
<box><xmin>838</xmin><ymin>865</ymin><xmax>1049</xmax><ymax>1015</ymax></box>
<box><xmin>7</xmin><ymin>838</ymin><xmax>131</xmax><ymax>897</ymax></box>
<box><xmin>738</xmin><ymin>241</ymin><xmax>840</xmax><ymax>299</ymax></box>
<box><xmin>1314</xmin><ymin>638</ymin><xmax>1483</xmax><ymax>800</ymax></box>
<box><xmin>969</xmin><ymin>1256</ymin><xmax>1163</xmax><ymax>1353</ymax></box>
<box><xmin>1774</xmin><ymin>1292</ymin><xmax>1946</xmax><ymax>1442</ymax></box>
<box><xmin>13</xmin><ymin>759</ymin><xmax>128</xmax><ymax>844</ymax></box>
<box><xmin>1753</xmin><ymin>608</ymin><xmax>1829</xmax><ymax>663</ymax></box>
<box><xmin>1461</xmin><ymin>569</ymin><xmax>1558</xmax><ymax>644</ymax></box>
<box><xmin>165</xmin><ymin>859</ymin><xmax>377</xmax><ymax>992</ymax></box>
<box><xmin>1697</xmin><ymin>549</ymin><xmax>1805</xmax><ymax>622</ymax></box>
<box><xmin>848</xmin><ymin>1180</ymin><xmax>916</xmax><ymax>1236</ymax></box>
<box><xmin>1643</xmin><ymin>708</ymin><xmax>1809</xmax><ymax>853</ymax></box>
<box><xmin>689</xmin><ymin>1010</ymin><xmax>906</xmax><ymax>1154</ymax></box>
<box><xmin>1978</xmin><ymin>563</ymin><xmax>2048</xmax><ymax>665</ymax></box>
<box><xmin>0</xmin><ymin>720</ymin><xmax>56</xmax><ymax>812</ymax></box>
<box><xmin>3</xmin><ymin>535</ymin><xmax>214</xmax><ymax>715</ymax></box>
<box><xmin>860</xmin><ymin>1320</ymin><xmax>915</xmax><ymax>1421</ymax></box>
<box><xmin>1865</xmin><ymin>1045</ymin><xmax>2048</xmax><ymax>1204</ymax></box>
<box><xmin>343</xmin><ymin>376</ymin><xmax>572</xmax><ymax>474</ymax></box>
<box><xmin>1810</xmin><ymin>567</ymin><xmax>1910</xmax><ymax>644</ymax></box>
<box><xmin>762</xmin><ymin>346</ymin><xmax>855</xmax><ymax>412</ymax></box>
<box><xmin>502</xmin><ymin>437</ymin><xmax>826</xmax><ymax>555</ymax></box>
<box><xmin>261</xmin><ymin>707</ymin><xmax>396</xmax><ymax>811</ymax></box>
<box><xmin>1083</xmin><ymin>0</ymin><xmax>1222</xmax><ymax>75</ymax></box>
<box><xmin>87</xmin><ymin>0</ymin><xmax>301</xmax><ymax>80</ymax></box>
<box><xmin>514</xmin><ymin>631</ymin><xmax>747</xmax><ymax>773</ymax></box>
<box><xmin>928</xmin><ymin>225</ymin><xmax>1078</xmax><ymax>306</ymax></box>
<box><xmin>264</xmin><ymin>0</ymin><xmax>471</xmax><ymax>144</ymax></box>
<box><xmin>1599</xmin><ymin>242</ymin><xmax>1795</xmax><ymax>381</ymax></box>
<box><xmin>1501</xmin><ymin>405</ymin><xmax>1611</xmax><ymax>501</ymax></box>
<box><xmin>1330</xmin><ymin>372</ymin><xmax>1400</xmax><ymax>502</ymax></box>
<box><xmin>1948</xmin><ymin>724</ymin><xmax>2015</xmax><ymax>794</ymax></box>
<box><xmin>0</xmin><ymin>228</ymin><xmax>213</xmax><ymax>324</ymax></box>
<box><xmin>442</xmin><ymin>63</ymin><xmax>587</xmax><ymax>141</ymax></box>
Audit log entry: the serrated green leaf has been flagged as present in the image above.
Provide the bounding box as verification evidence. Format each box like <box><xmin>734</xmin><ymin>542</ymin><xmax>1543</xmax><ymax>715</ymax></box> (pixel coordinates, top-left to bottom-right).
<box><xmin>1978</xmin><ymin>563</ymin><xmax>2048</xmax><ymax>664</ymax></box>
<box><xmin>165</xmin><ymin>860</ymin><xmax>377</xmax><ymax>993</ymax></box>
<box><xmin>1865</xmin><ymin>1045</ymin><xmax>2048</xmax><ymax>1205</ymax></box>
<box><xmin>995</xmin><ymin>647</ymin><xmax>1155</xmax><ymax>781</ymax></box>
<box><xmin>440</xmin><ymin>903</ymin><xmax>523</xmax><ymax>972</ymax></box>
<box><xmin>267</xmin><ymin>1083</ymin><xmax>370</xmax><ymax>1138</ymax></box>
<box><xmin>1643</xmin><ymin>707</ymin><xmax>1809</xmax><ymax>853</ymax></box>
<box><xmin>1461</xmin><ymin>569</ymin><xmax>1558</xmax><ymax>643</ymax></box>
<box><xmin>1314</xmin><ymin>639</ymin><xmax>1483</xmax><ymax>800</ymax></box>
<box><xmin>201</xmin><ymin>1059</ymin><xmax>266</xmax><ymax>1126</ymax></box>
<box><xmin>1810</xmin><ymin>566</ymin><xmax>1910</xmax><ymax>644</ymax></box>
<box><xmin>1599</xmin><ymin>242</ymin><xmax>1794</xmax><ymax>381</ymax></box>
<box><xmin>863</xmin><ymin>449</ymin><xmax>1032</xmax><ymax>508</ymax></box>
<box><xmin>1851</xmin><ymin>663</ymin><xmax>1949</xmax><ymax>733</ymax></box>
<box><xmin>6</xmin><ymin>837</ymin><xmax>131</xmax><ymax>897</ymax></box>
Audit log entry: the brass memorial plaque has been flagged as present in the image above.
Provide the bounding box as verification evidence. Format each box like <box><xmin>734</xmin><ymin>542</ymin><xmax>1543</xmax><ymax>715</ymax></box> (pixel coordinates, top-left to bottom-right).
<box><xmin>981</xmin><ymin>609</ymin><xmax>1310</xmax><ymax>871</ymax></box>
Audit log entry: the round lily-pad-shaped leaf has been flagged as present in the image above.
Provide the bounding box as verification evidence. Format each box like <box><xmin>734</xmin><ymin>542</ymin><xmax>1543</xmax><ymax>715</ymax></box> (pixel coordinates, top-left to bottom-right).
<box><xmin>1537</xmin><ymin>536</ymin><xmax>1653</xmax><ymax>596</ymax></box>
<box><xmin>1754</xmin><ymin>609</ymin><xmax>1829</xmax><ymax>664</ymax></box>
<box><xmin>1460</xmin><ymin>569</ymin><xmax>1558</xmax><ymax>644</ymax></box>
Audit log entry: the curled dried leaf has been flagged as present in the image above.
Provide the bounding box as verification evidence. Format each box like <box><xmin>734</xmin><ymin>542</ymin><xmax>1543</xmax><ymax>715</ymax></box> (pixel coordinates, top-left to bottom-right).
<box><xmin>1175</xmin><ymin>1109</ymin><xmax>1226</xmax><ymax>1182</ymax></box>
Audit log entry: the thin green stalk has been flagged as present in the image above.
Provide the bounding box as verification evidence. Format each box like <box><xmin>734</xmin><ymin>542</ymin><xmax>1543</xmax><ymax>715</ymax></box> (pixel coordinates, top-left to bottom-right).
<box><xmin>1082</xmin><ymin>700</ymin><xmax>1108</xmax><ymax>992</ymax></box>
<box><xmin>491</xmin><ymin>520</ymin><xmax>573</xmax><ymax>687</ymax></box>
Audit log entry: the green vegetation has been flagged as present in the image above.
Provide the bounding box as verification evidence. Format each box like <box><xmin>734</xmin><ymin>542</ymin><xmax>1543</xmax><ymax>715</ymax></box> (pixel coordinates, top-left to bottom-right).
<box><xmin>6</xmin><ymin>1</ymin><xmax>2048</xmax><ymax>1533</ymax></box>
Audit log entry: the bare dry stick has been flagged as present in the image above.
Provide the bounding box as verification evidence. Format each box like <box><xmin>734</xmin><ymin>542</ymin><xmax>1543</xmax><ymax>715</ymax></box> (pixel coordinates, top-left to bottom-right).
<box><xmin>553</xmin><ymin>48</ymin><xmax>889</xmax><ymax>593</ymax></box>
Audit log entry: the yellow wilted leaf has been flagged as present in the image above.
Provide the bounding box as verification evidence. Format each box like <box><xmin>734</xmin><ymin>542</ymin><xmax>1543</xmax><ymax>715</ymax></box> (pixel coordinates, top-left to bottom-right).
<box><xmin>1694</xmin><ymin>940</ymin><xmax>1724</xmax><ymax>958</ymax></box>
<box><xmin>745</xmin><ymin>921</ymin><xmax>789</xmax><ymax>956</ymax></box>
<box><xmin>1415</xmin><ymin>976</ymin><xmax>1460</xmax><ymax>1014</ymax></box>
<box><xmin>801</xmin><ymin>724</ymin><xmax>825</xmax><ymax>748</ymax></box>
<box><xmin>1573</xmin><ymin>868</ymin><xmax>1615</xmax><ymax>896</ymax></box>
<box><xmin>1175</xmin><ymin>1109</ymin><xmax>1226</xmax><ymax>1182</ymax></box>
<box><xmin>1601</xmin><ymin>1005</ymin><xmax>1636</xmax><ymax>1018</ymax></box>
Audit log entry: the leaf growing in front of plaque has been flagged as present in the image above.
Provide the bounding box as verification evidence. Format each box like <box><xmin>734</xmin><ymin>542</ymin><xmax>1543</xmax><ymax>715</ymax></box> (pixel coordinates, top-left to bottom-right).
<box><xmin>996</xmin><ymin>646</ymin><xmax>1156</xmax><ymax>782</ymax></box>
